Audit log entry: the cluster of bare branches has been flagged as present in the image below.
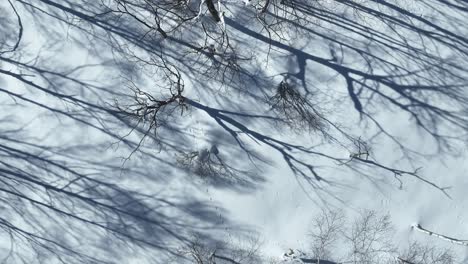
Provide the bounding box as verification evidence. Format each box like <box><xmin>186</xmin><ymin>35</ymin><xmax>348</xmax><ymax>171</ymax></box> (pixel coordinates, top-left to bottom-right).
<box><xmin>16</xmin><ymin>0</ymin><xmax>461</xmax><ymax>195</ymax></box>
<box><xmin>176</xmin><ymin>145</ymin><xmax>235</xmax><ymax>178</ymax></box>
<box><xmin>269</xmin><ymin>77</ymin><xmax>326</xmax><ymax>133</ymax></box>
<box><xmin>113</xmin><ymin>59</ymin><xmax>190</xmax><ymax>157</ymax></box>
<box><xmin>176</xmin><ymin>234</ymin><xmax>262</xmax><ymax>264</ymax></box>
<box><xmin>175</xmin><ymin>144</ymin><xmax>262</xmax><ymax>191</ymax></box>
<box><xmin>305</xmin><ymin>209</ymin><xmax>458</xmax><ymax>264</ymax></box>
<box><xmin>345</xmin><ymin>211</ymin><xmax>396</xmax><ymax>264</ymax></box>
<box><xmin>309</xmin><ymin>209</ymin><xmax>344</xmax><ymax>261</ymax></box>
<box><xmin>397</xmin><ymin>242</ymin><xmax>455</xmax><ymax>264</ymax></box>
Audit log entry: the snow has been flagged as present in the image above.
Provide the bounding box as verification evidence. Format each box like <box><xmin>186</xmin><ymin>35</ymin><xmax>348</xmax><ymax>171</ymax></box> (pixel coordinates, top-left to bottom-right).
<box><xmin>1</xmin><ymin>0</ymin><xmax>468</xmax><ymax>263</ymax></box>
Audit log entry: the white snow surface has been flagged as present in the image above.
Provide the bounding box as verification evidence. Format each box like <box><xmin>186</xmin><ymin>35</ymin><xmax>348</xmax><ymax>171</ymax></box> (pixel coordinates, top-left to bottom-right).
<box><xmin>1</xmin><ymin>0</ymin><xmax>468</xmax><ymax>263</ymax></box>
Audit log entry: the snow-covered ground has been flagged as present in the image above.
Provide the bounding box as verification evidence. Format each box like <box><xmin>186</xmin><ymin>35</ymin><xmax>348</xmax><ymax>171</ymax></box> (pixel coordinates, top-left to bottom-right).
<box><xmin>1</xmin><ymin>0</ymin><xmax>467</xmax><ymax>263</ymax></box>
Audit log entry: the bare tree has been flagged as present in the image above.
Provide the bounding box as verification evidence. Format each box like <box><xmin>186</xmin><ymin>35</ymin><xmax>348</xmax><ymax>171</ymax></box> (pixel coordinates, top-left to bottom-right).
<box><xmin>269</xmin><ymin>76</ymin><xmax>327</xmax><ymax>134</ymax></box>
<box><xmin>397</xmin><ymin>242</ymin><xmax>455</xmax><ymax>264</ymax></box>
<box><xmin>177</xmin><ymin>145</ymin><xmax>236</xmax><ymax>178</ymax></box>
<box><xmin>308</xmin><ymin>209</ymin><xmax>344</xmax><ymax>262</ymax></box>
<box><xmin>344</xmin><ymin>211</ymin><xmax>396</xmax><ymax>264</ymax></box>
<box><xmin>304</xmin><ymin>210</ymin><xmax>460</xmax><ymax>264</ymax></box>
<box><xmin>177</xmin><ymin>234</ymin><xmax>262</xmax><ymax>264</ymax></box>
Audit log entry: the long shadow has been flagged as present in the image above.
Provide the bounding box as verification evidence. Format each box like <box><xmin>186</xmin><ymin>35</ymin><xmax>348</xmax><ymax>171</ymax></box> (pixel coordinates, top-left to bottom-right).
<box><xmin>186</xmin><ymin>99</ymin><xmax>452</xmax><ymax>201</ymax></box>
<box><xmin>225</xmin><ymin>14</ymin><xmax>467</xmax><ymax>117</ymax></box>
<box><xmin>14</xmin><ymin>0</ymin><xmax>468</xmax><ymax>154</ymax></box>
<box><xmin>0</xmin><ymin>2</ymin><xmax>263</xmax><ymax>262</ymax></box>
<box><xmin>7</xmin><ymin>0</ymin><xmax>456</xmax><ymax>202</ymax></box>
<box><xmin>224</xmin><ymin>2</ymin><xmax>468</xmax><ymax>156</ymax></box>
<box><xmin>0</xmin><ymin>126</ymin><xmax>245</xmax><ymax>263</ymax></box>
<box><xmin>1</xmin><ymin>0</ymin><xmax>467</xmax><ymax>262</ymax></box>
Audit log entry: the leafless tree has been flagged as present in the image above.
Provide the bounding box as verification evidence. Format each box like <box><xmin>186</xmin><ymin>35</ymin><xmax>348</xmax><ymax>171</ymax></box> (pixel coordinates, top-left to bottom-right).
<box><xmin>176</xmin><ymin>234</ymin><xmax>262</xmax><ymax>264</ymax></box>
<box><xmin>344</xmin><ymin>210</ymin><xmax>396</xmax><ymax>264</ymax></box>
<box><xmin>308</xmin><ymin>209</ymin><xmax>344</xmax><ymax>262</ymax></box>
<box><xmin>177</xmin><ymin>145</ymin><xmax>234</xmax><ymax>178</ymax></box>
<box><xmin>396</xmin><ymin>242</ymin><xmax>455</xmax><ymax>264</ymax></box>
<box><xmin>305</xmin><ymin>210</ymin><xmax>460</xmax><ymax>264</ymax></box>
<box><xmin>269</xmin><ymin>76</ymin><xmax>326</xmax><ymax>134</ymax></box>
